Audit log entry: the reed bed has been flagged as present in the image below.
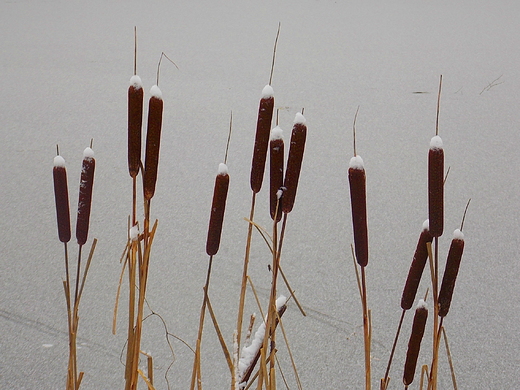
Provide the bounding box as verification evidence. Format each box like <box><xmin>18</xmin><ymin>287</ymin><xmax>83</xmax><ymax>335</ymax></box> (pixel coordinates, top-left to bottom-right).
<box><xmin>51</xmin><ymin>34</ymin><xmax>471</xmax><ymax>389</ymax></box>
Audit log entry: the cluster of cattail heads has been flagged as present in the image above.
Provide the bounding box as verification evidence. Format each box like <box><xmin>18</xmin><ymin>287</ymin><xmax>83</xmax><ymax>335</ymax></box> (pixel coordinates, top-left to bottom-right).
<box><xmin>52</xmin><ymin>146</ymin><xmax>96</xmax><ymax>247</ymax></box>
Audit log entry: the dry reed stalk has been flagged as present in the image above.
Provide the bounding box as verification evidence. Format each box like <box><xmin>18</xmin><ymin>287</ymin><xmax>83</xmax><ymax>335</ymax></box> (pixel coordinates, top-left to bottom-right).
<box><xmin>282</xmin><ymin>112</ymin><xmax>307</xmax><ymax>214</ymax></box>
<box><xmin>143</xmin><ymin>85</ymin><xmax>163</xmax><ymax>201</ymax></box>
<box><xmin>269</xmin><ymin>126</ymin><xmax>284</xmax><ymax>222</ymax></box>
<box><xmin>403</xmin><ymin>300</ymin><xmax>428</xmax><ymax>387</ymax></box>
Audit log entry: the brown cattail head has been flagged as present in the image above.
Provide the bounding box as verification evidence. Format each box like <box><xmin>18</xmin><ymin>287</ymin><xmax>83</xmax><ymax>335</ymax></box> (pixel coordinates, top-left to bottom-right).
<box><xmin>438</xmin><ymin>229</ymin><xmax>465</xmax><ymax>317</ymax></box>
<box><xmin>270</xmin><ymin>126</ymin><xmax>284</xmax><ymax>222</ymax></box>
<box><xmin>143</xmin><ymin>85</ymin><xmax>163</xmax><ymax>200</ymax></box>
<box><xmin>206</xmin><ymin>163</ymin><xmax>230</xmax><ymax>256</ymax></box>
<box><xmin>282</xmin><ymin>112</ymin><xmax>307</xmax><ymax>214</ymax></box>
<box><xmin>403</xmin><ymin>300</ymin><xmax>428</xmax><ymax>386</ymax></box>
<box><xmin>128</xmin><ymin>75</ymin><xmax>144</xmax><ymax>178</ymax></box>
<box><xmin>250</xmin><ymin>85</ymin><xmax>275</xmax><ymax>193</ymax></box>
<box><xmin>53</xmin><ymin>155</ymin><xmax>71</xmax><ymax>243</ymax></box>
<box><xmin>76</xmin><ymin>147</ymin><xmax>95</xmax><ymax>246</ymax></box>
<box><xmin>348</xmin><ymin>155</ymin><xmax>368</xmax><ymax>267</ymax></box>
<box><xmin>428</xmin><ymin>136</ymin><xmax>444</xmax><ymax>237</ymax></box>
<box><xmin>401</xmin><ymin>220</ymin><xmax>433</xmax><ymax>310</ymax></box>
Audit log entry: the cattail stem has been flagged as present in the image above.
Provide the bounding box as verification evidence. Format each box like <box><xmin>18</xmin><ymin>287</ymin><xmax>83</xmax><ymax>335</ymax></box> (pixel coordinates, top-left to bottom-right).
<box><xmin>382</xmin><ymin>309</ymin><xmax>406</xmax><ymax>389</ymax></box>
<box><xmin>360</xmin><ymin>266</ymin><xmax>371</xmax><ymax>390</ymax></box>
<box><xmin>190</xmin><ymin>255</ymin><xmax>214</xmax><ymax>390</ymax></box>
<box><xmin>236</xmin><ymin>193</ymin><xmax>256</xmax><ymax>359</ymax></box>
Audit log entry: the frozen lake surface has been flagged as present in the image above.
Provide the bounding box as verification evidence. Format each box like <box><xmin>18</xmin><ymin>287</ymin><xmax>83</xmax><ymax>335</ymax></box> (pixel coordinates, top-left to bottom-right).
<box><xmin>1</xmin><ymin>1</ymin><xmax>519</xmax><ymax>389</ymax></box>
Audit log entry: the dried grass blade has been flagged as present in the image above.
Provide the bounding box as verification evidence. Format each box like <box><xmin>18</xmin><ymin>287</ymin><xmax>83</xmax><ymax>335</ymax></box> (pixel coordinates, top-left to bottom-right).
<box><xmin>206</xmin><ymin>296</ymin><xmax>233</xmax><ymax>376</ymax></box>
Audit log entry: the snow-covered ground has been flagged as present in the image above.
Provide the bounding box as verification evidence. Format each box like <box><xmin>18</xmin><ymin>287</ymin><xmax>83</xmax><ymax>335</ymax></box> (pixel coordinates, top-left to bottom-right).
<box><xmin>1</xmin><ymin>1</ymin><xmax>519</xmax><ymax>388</ymax></box>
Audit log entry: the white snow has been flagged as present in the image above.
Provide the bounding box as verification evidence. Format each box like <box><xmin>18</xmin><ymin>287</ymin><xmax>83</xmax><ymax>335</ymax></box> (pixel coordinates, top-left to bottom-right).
<box><xmin>430</xmin><ymin>135</ymin><xmax>443</xmax><ymax>150</ymax></box>
<box><xmin>83</xmin><ymin>147</ymin><xmax>95</xmax><ymax>159</ymax></box>
<box><xmin>417</xmin><ymin>299</ymin><xmax>427</xmax><ymax>310</ymax></box>
<box><xmin>150</xmin><ymin>85</ymin><xmax>162</xmax><ymax>99</ymax></box>
<box><xmin>422</xmin><ymin>219</ymin><xmax>429</xmax><ymax>231</ymax></box>
<box><xmin>453</xmin><ymin>228</ymin><xmax>464</xmax><ymax>241</ymax></box>
<box><xmin>218</xmin><ymin>163</ymin><xmax>228</xmax><ymax>176</ymax></box>
<box><xmin>129</xmin><ymin>225</ymin><xmax>139</xmax><ymax>241</ymax></box>
<box><xmin>294</xmin><ymin>112</ymin><xmax>306</xmax><ymax>124</ymax></box>
<box><xmin>270</xmin><ymin>126</ymin><xmax>283</xmax><ymax>140</ymax></box>
<box><xmin>53</xmin><ymin>155</ymin><xmax>65</xmax><ymax>167</ymax></box>
<box><xmin>261</xmin><ymin>84</ymin><xmax>274</xmax><ymax>98</ymax></box>
<box><xmin>238</xmin><ymin>295</ymin><xmax>287</xmax><ymax>380</ymax></box>
<box><xmin>129</xmin><ymin>75</ymin><xmax>143</xmax><ymax>89</ymax></box>
<box><xmin>349</xmin><ymin>155</ymin><xmax>364</xmax><ymax>169</ymax></box>
<box><xmin>276</xmin><ymin>189</ymin><xmax>283</xmax><ymax>200</ymax></box>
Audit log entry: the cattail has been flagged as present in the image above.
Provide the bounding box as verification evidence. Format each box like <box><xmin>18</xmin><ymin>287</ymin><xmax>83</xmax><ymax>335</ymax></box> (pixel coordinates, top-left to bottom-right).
<box><xmin>348</xmin><ymin>155</ymin><xmax>368</xmax><ymax>267</ymax></box>
<box><xmin>438</xmin><ymin>229</ymin><xmax>465</xmax><ymax>317</ymax></box>
<box><xmin>128</xmin><ymin>75</ymin><xmax>144</xmax><ymax>178</ymax></box>
<box><xmin>76</xmin><ymin>147</ymin><xmax>95</xmax><ymax>246</ymax></box>
<box><xmin>269</xmin><ymin>126</ymin><xmax>284</xmax><ymax>222</ymax></box>
<box><xmin>403</xmin><ymin>300</ymin><xmax>428</xmax><ymax>386</ymax></box>
<box><xmin>428</xmin><ymin>136</ymin><xmax>444</xmax><ymax>237</ymax></box>
<box><xmin>206</xmin><ymin>163</ymin><xmax>230</xmax><ymax>256</ymax></box>
<box><xmin>53</xmin><ymin>155</ymin><xmax>71</xmax><ymax>243</ymax></box>
<box><xmin>250</xmin><ymin>85</ymin><xmax>275</xmax><ymax>193</ymax></box>
<box><xmin>143</xmin><ymin>85</ymin><xmax>163</xmax><ymax>200</ymax></box>
<box><xmin>282</xmin><ymin>112</ymin><xmax>307</xmax><ymax>214</ymax></box>
<box><xmin>401</xmin><ymin>220</ymin><xmax>433</xmax><ymax>310</ymax></box>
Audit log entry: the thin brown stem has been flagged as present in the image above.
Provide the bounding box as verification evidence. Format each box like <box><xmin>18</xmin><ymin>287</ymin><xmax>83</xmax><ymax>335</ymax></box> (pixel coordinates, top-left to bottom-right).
<box><xmin>382</xmin><ymin>309</ymin><xmax>406</xmax><ymax>389</ymax></box>
<box><xmin>360</xmin><ymin>266</ymin><xmax>371</xmax><ymax>390</ymax></box>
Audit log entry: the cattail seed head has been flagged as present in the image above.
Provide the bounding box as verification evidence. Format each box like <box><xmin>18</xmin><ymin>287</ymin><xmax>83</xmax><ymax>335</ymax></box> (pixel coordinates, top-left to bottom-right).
<box><xmin>76</xmin><ymin>147</ymin><xmax>95</xmax><ymax>246</ymax></box>
<box><xmin>282</xmin><ymin>112</ymin><xmax>307</xmax><ymax>214</ymax></box>
<box><xmin>206</xmin><ymin>163</ymin><xmax>230</xmax><ymax>256</ymax></box>
<box><xmin>270</xmin><ymin>126</ymin><xmax>284</xmax><ymax>222</ymax></box>
<box><xmin>403</xmin><ymin>300</ymin><xmax>428</xmax><ymax>386</ymax></box>
<box><xmin>143</xmin><ymin>85</ymin><xmax>163</xmax><ymax>200</ymax></box>
<box><xmin>438</xmin><ymin>229</ymin><xmax>465</xmax><ymax>317</ymax></box>
<box><xmin>128</xmin><ymin>75</ymin><xmax>144</xmax><ymax>178</ymax></box>
<box><xmin>348</xmin><ymin>155</ymin><xmax>368</xmax><ymax>267</ymax></box>
<box><xmin>250</xmin><ymin>85</ymin><xmax>275</xmax><ymax>193</ymax></box>
<box><xmin>401</xmin><ymin>220</ymin><xmax>433</xmax><ymax>310</ymax></box>
<box><xmin>53</xmin><ymin>155</ymin><xmax>71</xmax><ymax>243</ymax></box>
<box><xmin>428</xmin><ymin>136</ymin><xmax>444</xmax><ymax>237</ymax></box>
